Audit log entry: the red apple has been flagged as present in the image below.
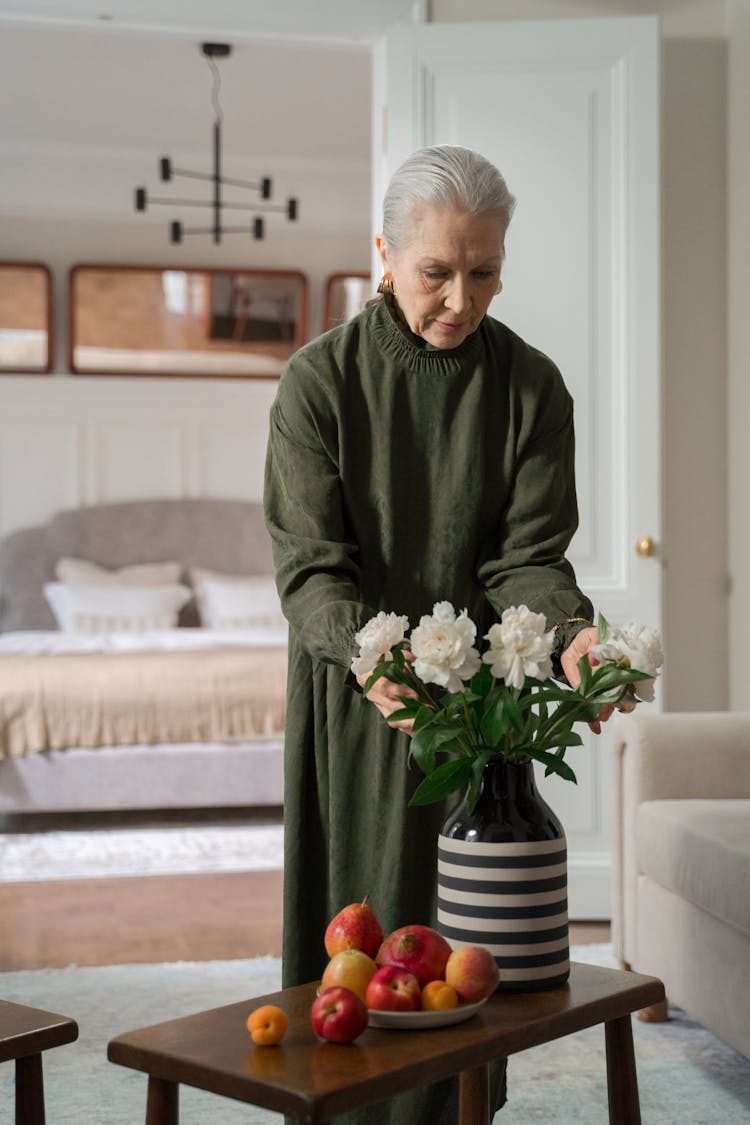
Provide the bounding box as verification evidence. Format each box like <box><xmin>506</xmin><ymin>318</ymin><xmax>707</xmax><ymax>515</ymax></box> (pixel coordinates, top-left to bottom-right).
<box><xmin>444</xmin><ymin>944</ymin><xmax>500</xmax><ymax>1002</ymax></box>
<box><xmin>376</xmin><ymin>924</ymin><xmax>452</xmax><ymax>988</ymax></box>
<box><xmin>311</xmin><ymin>986</ymin><xmax>368</xmax><ymax>1044</ymax></box>
<box><xmin>365</xmin><ymin>964</ymin><xmax>421</xmax><ymax>1012</ymax></box>
<box><xmin>324</xmin><ymin>896</ymin><xmax>384</xmax><ymax>959</ymax></box>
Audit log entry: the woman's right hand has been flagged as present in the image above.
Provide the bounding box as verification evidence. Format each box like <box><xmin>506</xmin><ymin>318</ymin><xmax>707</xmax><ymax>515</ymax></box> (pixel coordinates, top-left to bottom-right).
<box><xmin>356</xmin><ymin>672</ymin><xmax>417</xmax><ymax>735</ymax></box>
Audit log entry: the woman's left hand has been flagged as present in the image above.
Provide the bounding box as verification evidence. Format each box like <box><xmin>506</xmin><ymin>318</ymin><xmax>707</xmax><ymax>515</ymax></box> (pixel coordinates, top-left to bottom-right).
<box><xmin>560</xmin><ymin>626</ymin><xmax>614</xmax><ymax>735</ymax></box>
<box><xmin>355</xmin><ymin>671</ymin><xmax>417</xmax><ymax>735</ymax></box>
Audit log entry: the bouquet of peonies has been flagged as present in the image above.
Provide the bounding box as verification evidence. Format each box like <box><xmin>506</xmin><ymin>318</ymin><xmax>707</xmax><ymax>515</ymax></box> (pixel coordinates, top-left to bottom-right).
<box><xmin>351</xmin><ymin>602</ymin><xmax>663</xmax><ymax>810</ymax></box>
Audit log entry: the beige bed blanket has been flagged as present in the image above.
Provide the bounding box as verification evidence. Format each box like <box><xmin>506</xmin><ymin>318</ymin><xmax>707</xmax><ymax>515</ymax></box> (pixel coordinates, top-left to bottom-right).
<box><xmin>0</xmin><ymin>646</ymin><xmax>287</xmax><ymax>759</ymax></box>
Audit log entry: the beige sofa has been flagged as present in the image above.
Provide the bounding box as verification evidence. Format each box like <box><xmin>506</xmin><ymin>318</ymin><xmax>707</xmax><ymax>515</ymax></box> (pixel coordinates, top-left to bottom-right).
<box><xmin>612</xmin><ymin>712</ymin><xmax>750</xmax><ymax>1059</ymax></box>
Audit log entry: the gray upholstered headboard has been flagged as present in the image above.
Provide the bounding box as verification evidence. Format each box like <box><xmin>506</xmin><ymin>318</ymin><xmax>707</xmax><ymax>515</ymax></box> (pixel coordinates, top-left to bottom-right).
<box><xmin>0</xmin><ymin>497</ymin><xmax>274</xmax><ymax>632</ymax></box>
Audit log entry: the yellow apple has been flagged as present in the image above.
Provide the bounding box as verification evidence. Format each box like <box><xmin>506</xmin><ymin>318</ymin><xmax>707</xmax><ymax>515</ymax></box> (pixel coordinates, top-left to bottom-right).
<box><xmin>320</xmin><ymin>946</ymin><xmax>378</xmax><ymax>1004</ymax></box>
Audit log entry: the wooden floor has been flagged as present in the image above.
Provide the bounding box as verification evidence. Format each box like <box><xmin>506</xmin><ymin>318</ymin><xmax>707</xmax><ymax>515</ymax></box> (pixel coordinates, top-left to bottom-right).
<box><xmin>0</xmin><ymin>868</ymin><xmax>610</xmax><ymax>970</ymax></box>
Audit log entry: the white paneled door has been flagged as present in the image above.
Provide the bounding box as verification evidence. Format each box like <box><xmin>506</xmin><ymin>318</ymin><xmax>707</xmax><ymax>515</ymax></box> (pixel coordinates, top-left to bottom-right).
<box><xmin>376</xmin><ymin>17</ymin><xmax>661</xmax><ymax>917</ymax></box>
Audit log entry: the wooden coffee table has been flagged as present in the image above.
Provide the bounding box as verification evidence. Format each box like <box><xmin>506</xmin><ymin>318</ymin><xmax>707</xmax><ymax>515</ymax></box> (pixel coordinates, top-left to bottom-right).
<box><xmin>108</xmin><ymin>962</ymin><xmax>664</xmax><ymax>1125</ymax></box>
<box><xmin>1</xmin><ymin>999</ymin><xmax>79</xmax><ymax>1125</ymax></box>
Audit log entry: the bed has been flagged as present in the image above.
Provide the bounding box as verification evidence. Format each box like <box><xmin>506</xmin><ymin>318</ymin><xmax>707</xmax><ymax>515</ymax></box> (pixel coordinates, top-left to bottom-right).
<box><xmin>0</xmin><ymin>498</ymin><xmax>286</xmax><ymax>813</ymax></box>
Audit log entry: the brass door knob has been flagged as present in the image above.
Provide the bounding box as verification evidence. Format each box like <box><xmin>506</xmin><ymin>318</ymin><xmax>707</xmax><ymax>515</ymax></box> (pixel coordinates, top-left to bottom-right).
<box><xmin>635</xmin><ymin>536</ymin><xmax>656</xmax><ymax>558</ymax></box>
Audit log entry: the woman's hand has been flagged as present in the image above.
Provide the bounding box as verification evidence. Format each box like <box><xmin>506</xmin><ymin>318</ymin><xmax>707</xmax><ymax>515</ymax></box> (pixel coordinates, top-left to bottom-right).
<box><xmin>560</xmin><ymin>626</ymin><xmax>614</xmax><ymax>735</ymax></box>
<box><xmin>356</xmin><ymin>671</ymin><xmax>418</xmax><ymax>735</ymax></box>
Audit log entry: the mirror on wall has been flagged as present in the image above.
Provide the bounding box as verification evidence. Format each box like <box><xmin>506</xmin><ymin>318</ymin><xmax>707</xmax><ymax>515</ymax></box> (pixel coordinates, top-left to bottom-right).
<box><xmin>69</xmin><ymin>264</ymin><xmax>308</xmax><ymax>378</ymax></box>
<box><xmin>0</xmin><ymin>262</ymin><xmax>54</xmax><ymax>374</ymax></box>
<box><xmin>323</xmin><ymin>272</ymin><xmax>372</xmax><ymax>333</ymax></box>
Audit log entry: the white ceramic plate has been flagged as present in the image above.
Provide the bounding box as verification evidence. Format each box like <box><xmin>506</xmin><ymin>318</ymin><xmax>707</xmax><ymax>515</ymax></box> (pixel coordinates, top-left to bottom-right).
<box><xmin>367</xmin><ymin>997</ymin><xmax>487</xmax><ymax>1030</ymax></box>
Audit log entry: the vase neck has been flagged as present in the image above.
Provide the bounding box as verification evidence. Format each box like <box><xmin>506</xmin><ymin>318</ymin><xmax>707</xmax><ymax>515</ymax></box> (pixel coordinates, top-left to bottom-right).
<box><xmin>441</xmin><ymin>757</ymin><xmax>564</xmax><ymax>843</ymax></box>
<box><xmin>481</xmin><ymin>759</ymin><xmax>539</xmax><ymax>803</ymax></box>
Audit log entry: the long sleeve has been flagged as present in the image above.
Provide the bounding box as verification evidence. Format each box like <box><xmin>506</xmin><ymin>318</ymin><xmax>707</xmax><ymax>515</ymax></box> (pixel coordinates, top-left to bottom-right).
<box><xmin>477</xmin><ymin>349</ymin><xmax>593</xmax><ymax>648</ymax></box>
<box><xmin>263</xmin><ymin>354</ymin><xmax>374</xmax><ymax>670</ymax></box>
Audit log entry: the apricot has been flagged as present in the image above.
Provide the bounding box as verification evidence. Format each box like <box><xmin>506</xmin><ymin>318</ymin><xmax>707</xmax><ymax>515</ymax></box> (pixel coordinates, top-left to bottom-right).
<box><xmin>246</xmin><ymin>1004</ymin><xmax>288</xmax><ymax>1046</ymax></box>
<box><xmin>421</xmin><ymin>980</ymin><xmax>459</xmax><ymax>1011</ymax></box>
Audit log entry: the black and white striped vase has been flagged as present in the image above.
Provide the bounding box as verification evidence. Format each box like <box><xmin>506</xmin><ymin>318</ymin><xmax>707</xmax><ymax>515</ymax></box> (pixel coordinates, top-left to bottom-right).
<box><xmin>437</xmin><ymin>758</ymin><xmax>570</xmax><ymax>992</ymax></box>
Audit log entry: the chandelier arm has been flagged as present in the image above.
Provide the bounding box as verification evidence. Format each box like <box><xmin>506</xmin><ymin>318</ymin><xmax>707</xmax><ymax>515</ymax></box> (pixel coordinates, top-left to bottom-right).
<box><xmin>177</xmin><ymin>226</ymin><xmax>262</xmax><ymax>235</ymax></box>
<box><xmin>220</xmin><ymin>174</ymin><xmax>272</xmax><ymax>194</ymax></box>
<box><xmin>144</xmin><ymin>197</ymin><xmax>218</xmax><ymax>208</ymax></box>
<box><xmin>168</xmin><ymin>168</ymin><xmax>217</xmax><ymax>183</ymax></box>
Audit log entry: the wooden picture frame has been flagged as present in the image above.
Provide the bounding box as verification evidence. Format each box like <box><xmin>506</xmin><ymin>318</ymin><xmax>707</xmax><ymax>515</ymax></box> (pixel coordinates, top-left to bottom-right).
<box><xmin>68</xmin><ymin>263</ymin><xmax>308</xmax><ymax>378</ymax></box>
<box><xmin>0</xmin><ymin>261</ymin><xmax>54</xmax><ymax>374</ymax></box>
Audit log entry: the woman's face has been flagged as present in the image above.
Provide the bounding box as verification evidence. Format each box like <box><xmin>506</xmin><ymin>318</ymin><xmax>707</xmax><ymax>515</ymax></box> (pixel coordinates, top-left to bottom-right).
<box><xmin>376</xmin><ymin>206</ymin><xmax>505</xmax><ymax>349</ymax></box>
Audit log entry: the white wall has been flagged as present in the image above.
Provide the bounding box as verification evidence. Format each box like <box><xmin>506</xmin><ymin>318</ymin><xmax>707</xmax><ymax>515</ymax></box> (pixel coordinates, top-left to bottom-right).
<box><xmin>430</xmin><ymin>0</ymin><xmax>730</xmax><ymax>712</ymax></box>
<box><xmin>728</xmin><ymin>0</ymin><xmax>750</xmax><ymax>708</ymax></box>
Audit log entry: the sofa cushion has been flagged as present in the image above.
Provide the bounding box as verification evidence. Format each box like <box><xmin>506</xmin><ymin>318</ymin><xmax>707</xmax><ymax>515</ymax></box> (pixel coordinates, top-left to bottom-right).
<box><xmin>637</xmin><ymin>800</ymin><xmax>750</xmax><ymax>937</ymax></box>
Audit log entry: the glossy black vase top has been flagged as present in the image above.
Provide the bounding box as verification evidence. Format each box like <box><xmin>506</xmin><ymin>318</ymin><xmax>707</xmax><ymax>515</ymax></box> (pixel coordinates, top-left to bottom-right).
<box><xmin>442</xmin><ymin>758</ymin><xmax>564</xmax><ymax>844</ymax></box>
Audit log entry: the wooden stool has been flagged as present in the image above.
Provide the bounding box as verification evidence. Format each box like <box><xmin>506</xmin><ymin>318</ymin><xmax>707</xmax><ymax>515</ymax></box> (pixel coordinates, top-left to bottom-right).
<box><xmin>1</xmin><ymin>999</ymin><xmax>78</xmax><ymax>1125</ymax></box>
<box><xmin>109</xmin><ymin>962</ymin><xmax>665</xmax><ymax>1124</ymax></box>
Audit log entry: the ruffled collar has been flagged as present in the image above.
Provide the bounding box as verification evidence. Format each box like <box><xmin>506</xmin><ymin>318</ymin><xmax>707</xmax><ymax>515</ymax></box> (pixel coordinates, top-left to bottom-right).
<box><xmin>369</xmin><ymin>295</ymin><xmax>485</xmax><ymax>373</ymax></box>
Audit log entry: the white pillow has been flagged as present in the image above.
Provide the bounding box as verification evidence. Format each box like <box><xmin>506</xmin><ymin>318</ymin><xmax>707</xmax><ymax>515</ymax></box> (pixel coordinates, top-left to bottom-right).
<box><xmin>189</xmin><ymin>568</ymin><xmax>286</xmax><ymax>631</ymax></box>
<box><xmin>56</xmin><ymin>557</ymin><xmax>183</xmax><ymax>586</ymax></box>
<box><xmin>43</xmin><ymin>582</ymin><xmax>192</xmax><ymax>633</ymax></box>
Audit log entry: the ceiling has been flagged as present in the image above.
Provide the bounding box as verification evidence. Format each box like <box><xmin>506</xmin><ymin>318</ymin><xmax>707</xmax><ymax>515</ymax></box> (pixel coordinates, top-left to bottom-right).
<box><xmin>0</xmin><ymin>3</ymin><xmax>401</xmax><ymax>231</ymax></box>
<box><xmin>0</xmin><ymin>0</ymin><xmax>422</xmax><ymax>43</ymax></box>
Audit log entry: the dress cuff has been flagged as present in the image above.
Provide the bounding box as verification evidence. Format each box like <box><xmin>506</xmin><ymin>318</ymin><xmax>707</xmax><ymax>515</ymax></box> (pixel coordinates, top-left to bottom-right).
<box><xmin>550</xmin><ymin>617</ymin><xmax>593</xmax><ymax>678</ymax></box>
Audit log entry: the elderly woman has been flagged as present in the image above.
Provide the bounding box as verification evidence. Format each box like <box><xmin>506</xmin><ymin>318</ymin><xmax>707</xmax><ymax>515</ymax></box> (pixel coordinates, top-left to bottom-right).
<box><xmin>264</xmin><ymin>144</ymin><xmax>601</xmax><ymax>1124</ymax></box>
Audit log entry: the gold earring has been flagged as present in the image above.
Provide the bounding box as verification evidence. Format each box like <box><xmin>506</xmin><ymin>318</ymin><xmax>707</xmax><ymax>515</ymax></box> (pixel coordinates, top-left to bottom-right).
<box><xmin>377</xmin><ymin>274</ymin><xmax>396</xmax><ymax>297</ymax></box>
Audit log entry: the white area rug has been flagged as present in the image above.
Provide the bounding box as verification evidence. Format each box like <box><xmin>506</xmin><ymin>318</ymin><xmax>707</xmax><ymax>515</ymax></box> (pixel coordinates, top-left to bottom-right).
<box><xmin>1</xmin><ymin>947</ymin><xmax>749</xmax><ymax>1124</ymax></box>
<box><xmin>0</xmin><ymin>822</ymin><xmax>284</xmax><ymax>881</ymax></box>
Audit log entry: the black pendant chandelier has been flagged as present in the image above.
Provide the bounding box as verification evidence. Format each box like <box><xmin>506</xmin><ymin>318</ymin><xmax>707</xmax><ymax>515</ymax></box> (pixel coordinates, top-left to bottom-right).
<box><xmin>134</xmin><ymin>42</ymin><xmax>298</xmax><ymax>245</ymax></box>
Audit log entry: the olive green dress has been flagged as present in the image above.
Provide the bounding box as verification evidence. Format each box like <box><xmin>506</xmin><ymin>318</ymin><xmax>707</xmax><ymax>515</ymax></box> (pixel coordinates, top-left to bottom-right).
<box><xmin>263</xmin><ymin>297</ymin><xmax>593</xmax><ymax>1124</ymax></box>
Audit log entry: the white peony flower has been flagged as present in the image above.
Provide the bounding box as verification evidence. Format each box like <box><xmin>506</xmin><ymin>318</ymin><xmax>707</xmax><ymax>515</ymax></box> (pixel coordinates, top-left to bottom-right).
<box><xmin>410</xmin><ymin>601</ymin><xmax>481</xmax><ymax>692</ymax></box>
<box><xmin>350</xmin><ymin>611</ymin><xmax>410</xmax><ymax>677</ymax></box>
<box><xmin>590</xmin><ymin>621</ymin><xmax>663</xmax><ymax>702</ymax></box>
<box><xmin>482</xmin><ymin>605</ymin><xmax>555</xmax><ymax>689</ymax></box>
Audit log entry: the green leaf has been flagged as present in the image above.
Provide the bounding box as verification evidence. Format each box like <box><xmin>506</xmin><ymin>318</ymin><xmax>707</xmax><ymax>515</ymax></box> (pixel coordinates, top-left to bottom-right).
<box><xmin>387</xmin><ymin>703</ymin><xmax>420</xmax><ymax>723</ymax></box>
<box><xmin>408</xmin><ymin>758</ymin><xmax>474</xmax><ymax>806</ymax></box>
<box><xmin>470</xmin><ymin>662</ymin><xmax>494</xmax><ymax>698</ymax></box>
<box><xmin>518</xmin><ymin>686</ymin><xmax>573</xmax><ymax>710</ymax></box>
<box><xmin>413</xmin><ymin>705</ymin><xmax>439</xmax><ymax>733</ymax></box>
<box><xmin>409</xmin><ymin>724</ymin><xmax>463</xmax><ymax>775</ymax></box>
<box><xmin>597</xmin><ymin>612</ymin><xmax>611</xmax><ymax>643</ymax></box>
<box><xmin>523</xmin><ymin>746</ymin><xmax>578</xmax><ymax>784</ymax></box>
<box><xmin>503</xmin><ymin>694</ymin><xmax>524</xmax><ymax>732</ymax></box>
<box><xmin>576</xmin><ymin>654</ymin><xmax>592</xmax><ymax>693</ymax></box>
<box><xmin>480</xmin><ymin>692</ymin><xmax>512</xmax><ymax>745</ymax></box>
<box><xmin>546</xmin><ymin>730</ymin><xmax>584</xmax><ymax>749</ymax></box>
<box><xmin>464</xmin><ymin>749</ymin><xmax>498</xmax><ymax>814</ymax></box>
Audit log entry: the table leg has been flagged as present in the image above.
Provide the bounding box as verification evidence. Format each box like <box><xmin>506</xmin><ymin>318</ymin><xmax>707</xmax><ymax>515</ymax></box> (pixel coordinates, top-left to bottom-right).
<box><xmin>604</xmin><ymin>1015</ymin><xmax>641</xmax><ymax>1125</ymax></box>
<box><xmin>15</xmin><ymin>1053</ymin><xmax>45</xmax><ymax>1125</ymax></box>
<box><xmin>145</xmin><ymin>1076</ymin><xmax>179</xmax><ymax>1125</ymax></box>
<box><xmin>458</xmin><ymin>1062</ymin><xmax>490</xmax><ymax>1125</ymax></box>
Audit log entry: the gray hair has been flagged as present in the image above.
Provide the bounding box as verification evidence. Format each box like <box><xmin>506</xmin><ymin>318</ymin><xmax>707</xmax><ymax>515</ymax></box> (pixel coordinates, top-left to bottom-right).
<box><xmin>381</xmin><ymin>145</ymin><xmax>516</xmax><ymax>251</ymax></box>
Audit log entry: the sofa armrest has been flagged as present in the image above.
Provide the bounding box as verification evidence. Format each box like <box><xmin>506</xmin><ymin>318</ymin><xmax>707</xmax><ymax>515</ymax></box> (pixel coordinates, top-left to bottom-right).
<box><xmin>614</xmin><ymin>712</ymin><xmax>750</xmax><ymax>802</ymax></box>
<box><xmin>611</xmin><ymin>712</ymin><xmax>750</xmax><ymax>964</ymax></box>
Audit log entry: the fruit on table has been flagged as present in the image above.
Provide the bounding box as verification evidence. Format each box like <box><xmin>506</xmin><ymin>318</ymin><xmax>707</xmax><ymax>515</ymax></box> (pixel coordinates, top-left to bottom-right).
<box><xmin>420</xmin><ymin>979</ymin><xmax>459</xmax><ymax>1011</ymax></box>
<box><xmin>311</xmin><ymin>986</ymin><xmax>369</xmax><ymax>1043</ymax></box>
<box><xmin>365</xmin><ymin>964</ymin><xmax>421</xmax><ymax>1012</ymax></box>
<box><xmin>444</xmin><ymin>944</ymin><xmax>500</xmax><ymax>1002</ymax></box>
<box><xmin>324</xmin><ymin>896</ymin><xmax>384</xmax><ymax>959</ymax></box>
<box><xmin>320</xmin><ymin>946</ymin><xmax>378</xmax><ymax>1004</ymax></box>
<box><xmin>376</xmin><ymin>924</ymin><xmax>452</xmax><ymax>988</ymax></box>
<box><xmin>246</xmin><ymin>1004</ymin><xmax>288</xmax><ymax>1046</ymax></box>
